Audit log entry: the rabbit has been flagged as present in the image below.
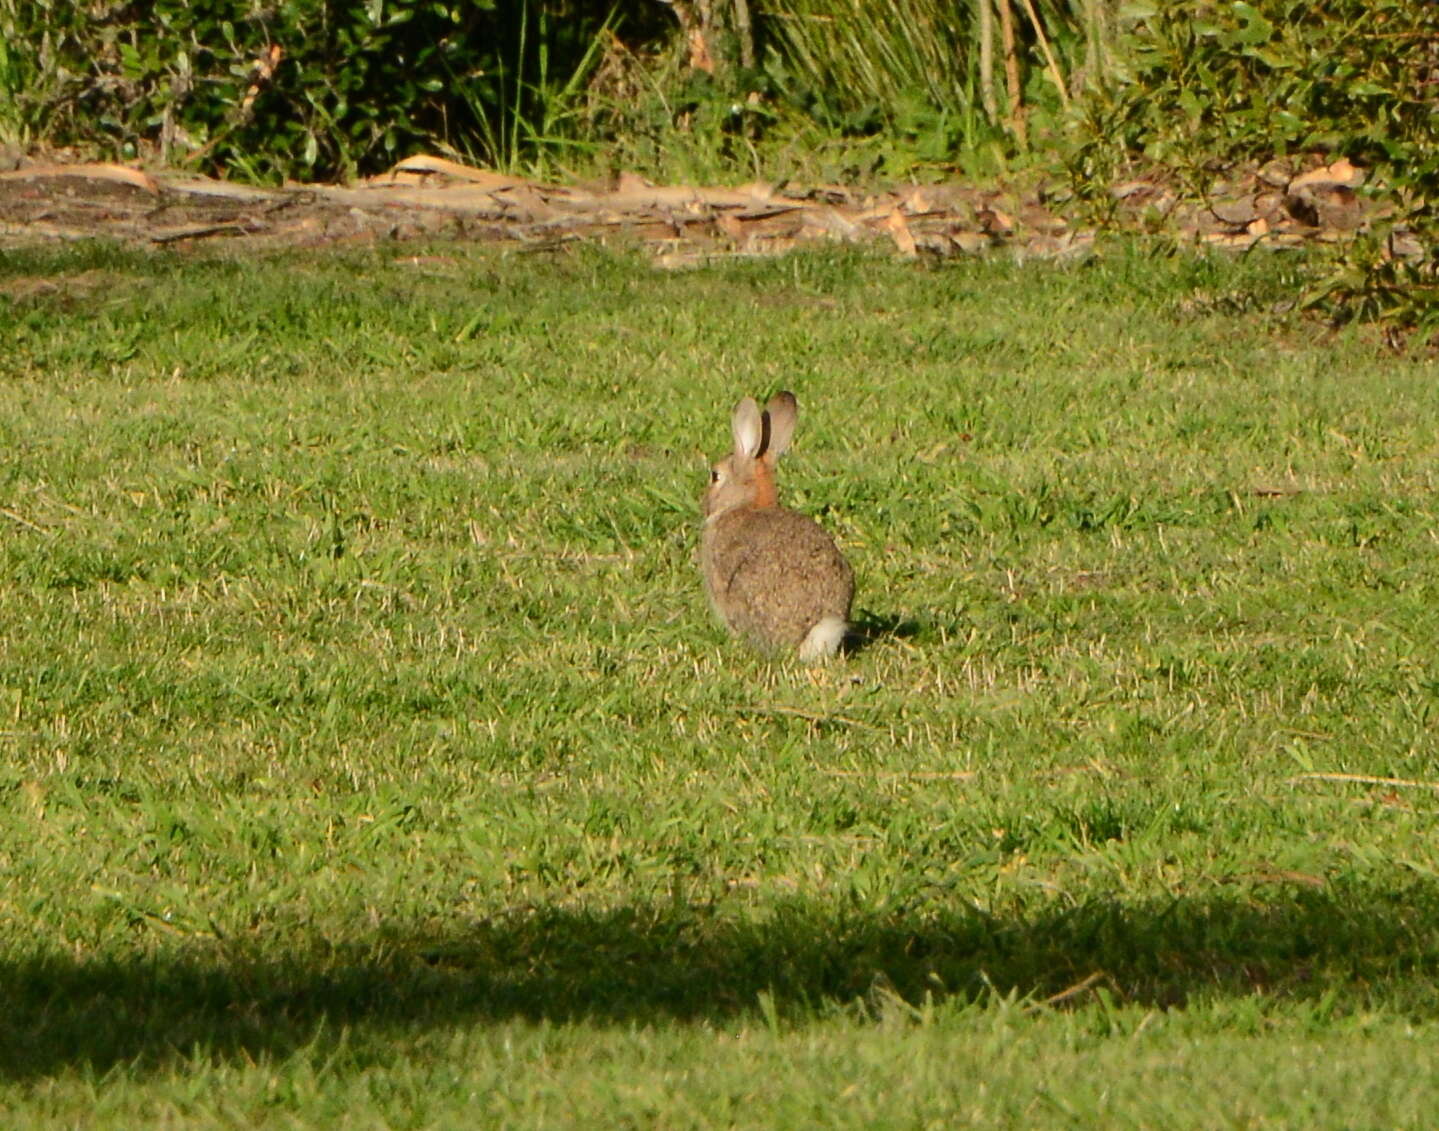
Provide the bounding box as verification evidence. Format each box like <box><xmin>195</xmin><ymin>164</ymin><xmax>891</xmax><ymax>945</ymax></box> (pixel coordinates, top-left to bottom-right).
<box><xmin>700</xmin><ymin>390</ymin><xmax>854</xmax><ymax>660</ymax></box>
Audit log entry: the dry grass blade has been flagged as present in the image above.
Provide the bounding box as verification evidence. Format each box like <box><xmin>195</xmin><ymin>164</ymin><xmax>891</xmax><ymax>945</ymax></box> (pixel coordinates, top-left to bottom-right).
<box><xmin>1016</xmin><ymin>0</ymin><xmax>1069</xmax><ymax>110</ymax></box>
<box><xmin>0</xmin><ymin>506</ymin><xmax>47</xmax><ymax>533</ymax></box>
<box><xmin>1026</xmin><ymin>970</ymin><xmax>1107</xmax><ymax>1012</ymax></box>
<box><xmin>820</xmin><ymin>770</ymin><xmax>976</xmax><ymax>781</ymax></box>
<box><xmin>978</xmin><ymin>0</ymin><xmax>998</xmax><ymax>122</ymax></box>
<box><xmin>997</xmin><ymin>0</ymin><xmax>1026</xmax><ymax>144</ymax></box>
<box><xmin>1289</xmin><ymin>772</ymin><xmax>1439</xmax><ymax>792</ymax></box>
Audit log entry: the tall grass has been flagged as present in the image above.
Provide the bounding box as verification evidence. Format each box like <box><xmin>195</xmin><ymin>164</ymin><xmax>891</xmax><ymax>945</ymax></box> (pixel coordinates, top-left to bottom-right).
<box><xmin>765</xmin><ymin>0</ymin><xmax>981</xmax><ymax>120</ymax></box>
<box><xmin>0</xmin><ymin>0</ymin><xmax>626</xmax><ymax>182</ymax></box>
<box><xmin>456</xmin><ymin>1</ymin><xmax>621</xmax><ymax>176</ymax></box>
<box><xmin>0</xmin><ymin>0</ymin><xmax>31</xmax><ymax>146</ymax></box>
<box><xmin>760</xmin><ymin>0</ymin><xmax>1118</xmax><ymax>155</ymax></box>
<box><xmin>0</xmin><ymin>0</ymin><xmax>1121</xmax><ymax>181</ymax></box>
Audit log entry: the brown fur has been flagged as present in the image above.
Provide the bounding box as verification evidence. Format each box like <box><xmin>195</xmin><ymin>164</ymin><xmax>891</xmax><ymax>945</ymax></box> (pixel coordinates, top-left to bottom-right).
<box><xmin>750</xmin><ymin>461</ymin><xmax>778</xmax><ymax>509</ymax></box>
<box><xmin>700</xmin><ymin>391</ymin><xmax>853</xmax><ymax>656</ymax></box>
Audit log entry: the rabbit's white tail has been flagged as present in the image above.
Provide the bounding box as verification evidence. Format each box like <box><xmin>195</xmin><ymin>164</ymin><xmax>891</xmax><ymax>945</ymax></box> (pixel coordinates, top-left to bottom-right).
<box><xmin>798</xmin><ymin>615</ymin><xmax>847</xmax><ymax>662</ymax></box>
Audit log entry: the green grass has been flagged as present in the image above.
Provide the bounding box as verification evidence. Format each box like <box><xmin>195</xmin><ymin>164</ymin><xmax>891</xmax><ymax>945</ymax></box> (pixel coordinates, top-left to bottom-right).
<box><xmin>2</xmin><ymin>238</ymin><xmax>1438</xmax><ymax>1126</ymax></box>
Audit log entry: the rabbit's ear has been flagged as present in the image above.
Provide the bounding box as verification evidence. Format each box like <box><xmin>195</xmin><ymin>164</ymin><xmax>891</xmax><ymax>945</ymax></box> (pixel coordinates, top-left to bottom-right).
<box><xmin>731</xmin><ymin>397</ymin><xmax>764</xmax><ymax>460</ymax></box>
<box><xmin>763</xmin><ymin>391</ymin><xmax>798</xmax><ymax>460</ymax></box>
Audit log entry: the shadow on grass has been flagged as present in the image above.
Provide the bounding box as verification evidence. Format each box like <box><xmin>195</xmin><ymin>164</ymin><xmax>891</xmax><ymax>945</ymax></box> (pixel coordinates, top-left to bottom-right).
<box><xmin>4</xmin><ymin>881</ymin><xmax>1438</xmax><ymax>1077</ymax></box>
<box><xmin>843</xmin><ymin>610</ymin><xmax>925</xmax><ymax>656</ymax></box>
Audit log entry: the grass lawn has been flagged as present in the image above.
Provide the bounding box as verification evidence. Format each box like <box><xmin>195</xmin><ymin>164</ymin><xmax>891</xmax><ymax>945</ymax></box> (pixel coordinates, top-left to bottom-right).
<box><xmin>2</xmin><ymin>237</ymin><xmax>1438</xmax><ymax>1127</ymax></box>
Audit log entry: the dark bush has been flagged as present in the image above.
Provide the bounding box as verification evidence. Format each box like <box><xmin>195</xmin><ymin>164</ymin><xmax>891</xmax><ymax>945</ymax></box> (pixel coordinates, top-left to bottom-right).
<box><xmin>6</xmin><ymin>0</ymin><xmax>623</xmax><ymax>182</ymax></box>
<box><xmin>1084</xmin><ymin>0</ymin><xmax>1439</xmax><ymax>185</ymax></box>
<box><xmin>1072</xmin><ymin>0</ymin><xmax>1439</xmax><ymax>330</ymax></box>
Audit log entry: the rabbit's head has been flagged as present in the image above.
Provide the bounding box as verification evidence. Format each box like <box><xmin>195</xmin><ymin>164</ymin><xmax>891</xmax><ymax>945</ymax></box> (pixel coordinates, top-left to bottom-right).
<box><xmin>702</xmin><ymin>391</ymin><xmax>797</xmax><ymax>522</ymax></box>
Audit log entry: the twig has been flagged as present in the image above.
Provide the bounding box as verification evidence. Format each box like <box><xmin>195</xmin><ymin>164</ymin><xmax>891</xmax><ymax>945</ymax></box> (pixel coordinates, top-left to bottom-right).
<box><xmin>821</xmin><ymin>769</ymin><xmax>976</xmax><ymax>781</ymax></box>
<box><xmin>732</xmin><ymin>0</ymin><xmax>755</xmax><ymax>70</ymax></box>
<box><xmin>0</xmin><ymin>506</ymin><xmax>46</xmax><ymax>533</ymax></box>
<box><xmin>737</xmin><ymin>704</ymin><xmax>877</xmax><ymax>730</ymax></box>
<box><xmin>149</xmin><ymin>222</ymin><xmax>265</xmax><ymax>244</ymax></box>
<box><xmin>978</xmin><ymin>0</ymin><xmax>997</xmax><ymax>124</ymax></box>
<box><xmin>997</xmin><ymin>0</ymin><xmax>1026</xmax><ymax>146</ymax></box>
<box><xmin>1289</xmin><ymin>772</ymin><xmax>1439</xmax><ymax>792</ymax></box>
<box><xmin>1016</xmin><ymin>0</ymin><xmax>1070</xmax><ymax>110</ymax></box>
<box><xmin>1027</xmin><ymin>970</ymin><xmax>1106</xmax><ymax>1012</ymax></box>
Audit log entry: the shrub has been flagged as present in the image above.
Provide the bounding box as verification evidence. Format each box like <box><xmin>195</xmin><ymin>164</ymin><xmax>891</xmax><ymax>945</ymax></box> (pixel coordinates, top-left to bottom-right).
<box><xmin>1080</xmin><ymin>1</ymin><xmax>1439</xmax><ymax>182</ymax></box>
<box><xmin>1069</xmin><ymin>0</ymin><xmax>1439</xmax><ymax>330</ymax></box>
<box><xmin>1</xmin><ymin>0</ymin><xmax>618</xmax><ymax>182</ymax></box>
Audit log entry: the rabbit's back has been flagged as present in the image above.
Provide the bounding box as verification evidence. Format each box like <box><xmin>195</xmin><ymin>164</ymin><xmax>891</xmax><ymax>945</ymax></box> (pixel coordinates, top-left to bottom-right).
<box><xmin>701</xmin><ymin>506</ymin><xmax>853</xmax><ymax>651</ymax></box>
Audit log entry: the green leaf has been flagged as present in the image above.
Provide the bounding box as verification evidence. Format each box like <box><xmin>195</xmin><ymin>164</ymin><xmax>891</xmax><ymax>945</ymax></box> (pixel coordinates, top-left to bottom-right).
<box><xmin>1244</xmin><ymin>47</ymin><xmax>1293</xmax><ymax>69</ymax></box>
<box><xmin>1230</xmin><ymin>3</ymin><xmax>1275</xmax><ymax>46</ymax></box>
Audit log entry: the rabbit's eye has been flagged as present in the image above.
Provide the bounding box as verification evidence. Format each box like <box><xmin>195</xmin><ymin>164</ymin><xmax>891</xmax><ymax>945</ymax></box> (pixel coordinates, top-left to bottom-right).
<box><xmin>710</xmin><ymin>469</ymin><xmax>721</xmax><ymax>484</ymax></box>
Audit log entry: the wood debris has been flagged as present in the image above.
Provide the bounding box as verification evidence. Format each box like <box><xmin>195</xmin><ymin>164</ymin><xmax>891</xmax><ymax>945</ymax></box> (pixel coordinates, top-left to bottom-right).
<box><xmin>0</xmin><ymin>153</ymin><xmax>1396</xmax><ymax>265</ymax></box>
<box><xmin>0</xmin><ymin>155</ymin><xmax>1069</xmax><ymax>263</ymax></box>
<box><xmin>1110</xmin><ymin>155</ymin><xmax>1396</xmax><ymax>251</ymax></box>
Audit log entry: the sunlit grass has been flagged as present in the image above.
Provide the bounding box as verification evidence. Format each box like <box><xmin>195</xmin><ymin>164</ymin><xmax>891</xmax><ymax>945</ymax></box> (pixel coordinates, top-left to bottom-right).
<box><xmin>1</xmin><ymin>238</ymin><xmax>1437</xmax><ymax>1126</ymax></box>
